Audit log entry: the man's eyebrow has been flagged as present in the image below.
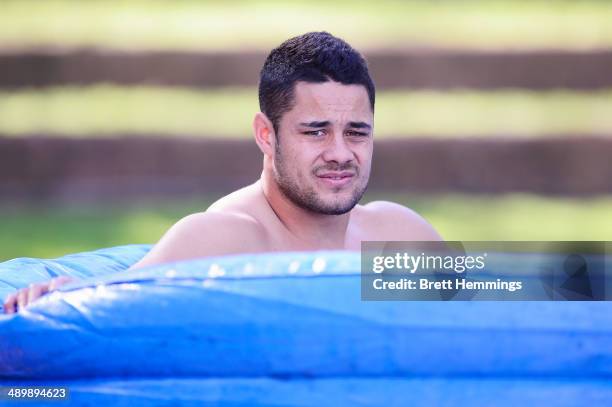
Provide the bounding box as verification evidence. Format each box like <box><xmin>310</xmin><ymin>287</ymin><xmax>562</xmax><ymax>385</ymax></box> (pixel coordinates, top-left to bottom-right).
<box><xmin>348</xmin><ymin>121</ymin><xmax>372</xmax><ymax>130</ymax></box>
<box><xmin>298</xmin><ymin>121</ymin><xmax>372</xmax><ymax>130</ymax></box>
<box><xmin>299</xmin><ymin>121</ymin><xmax>330</xmax><ymax>128</ymax></box>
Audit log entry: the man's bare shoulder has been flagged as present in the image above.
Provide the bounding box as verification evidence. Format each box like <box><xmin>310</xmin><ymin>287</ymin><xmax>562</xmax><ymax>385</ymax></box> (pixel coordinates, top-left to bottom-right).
<box><xmin>358</xmin><ymin>200</ymin><xmax>443</xmax><ymax>241</ymax></box>
<box><xmin>170</xmin><ymin>211</ymin><xmax>265</xmax><ymax>241</ymax></box>
<box><xmin>130</xmin><ymin>211</ymin><xmax>268</xmax><ymax>270</ymax></box>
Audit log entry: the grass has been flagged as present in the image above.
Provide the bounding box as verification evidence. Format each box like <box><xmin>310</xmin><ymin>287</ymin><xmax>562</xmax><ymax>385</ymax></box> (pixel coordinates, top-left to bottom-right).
<box><xmin>1</xmin><ymin>193</ymin><xmax>612</xmax><ymax>261</ymax></box>
<box><xmin>0</xmin><ymin>199</ymin><xmax>215</xmax><ymax>261</ymax></box>
<box><xmin>1</xmin><ymin>0</ymin><xmax>612</xmax><ymax>50</ymax></box>
<box><xmin>1</xmin><ymin>86</ymin><xmax>611</xmax><ymax>137</ymax></box>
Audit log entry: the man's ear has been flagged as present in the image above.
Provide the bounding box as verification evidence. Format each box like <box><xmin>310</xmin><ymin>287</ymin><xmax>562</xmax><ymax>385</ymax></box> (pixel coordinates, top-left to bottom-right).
<box><xmin>253</xmin><ymin>112</ymin><xmax>276</xmax><ymax>158</ymax></box>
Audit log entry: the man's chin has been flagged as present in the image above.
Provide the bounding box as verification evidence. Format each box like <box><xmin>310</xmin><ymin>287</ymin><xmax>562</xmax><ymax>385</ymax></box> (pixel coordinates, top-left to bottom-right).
<box><xmin>314</xmin><ymin>206</ymin><xmax>353</xmax><ymax>216</ymax></box>
<box><xmin>276</xmin><ymin>175</ymin><xmax>366</xmax><ymax>215</ymax></box>
<box><xmin>316</xmin><ymin>184</ymin><xmax>367</xmax><ymax>212</ymax></box>
<box><xmin>314</xmin><ymin>197</ymin><xmax>359</xmax><ymax>215</ymax></box>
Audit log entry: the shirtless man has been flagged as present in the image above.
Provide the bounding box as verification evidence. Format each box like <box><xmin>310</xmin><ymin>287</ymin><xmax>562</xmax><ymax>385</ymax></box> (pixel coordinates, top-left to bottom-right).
<box><xmin>3</xmin><ymin>31</ymin><xmax>441</xmax><ymax>314</ymax></box>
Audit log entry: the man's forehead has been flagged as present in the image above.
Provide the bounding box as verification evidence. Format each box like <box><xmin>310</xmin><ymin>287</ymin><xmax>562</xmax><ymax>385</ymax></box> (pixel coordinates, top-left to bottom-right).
<box><xmin>292</xmin><ymin>81</ymin><xmax>372</xmax><ymax>114</ymax></box>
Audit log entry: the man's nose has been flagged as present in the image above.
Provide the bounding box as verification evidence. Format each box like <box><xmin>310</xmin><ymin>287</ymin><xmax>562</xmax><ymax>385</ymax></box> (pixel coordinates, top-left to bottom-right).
<box><xmin>321</xmin><ymin>134</ymin><xmax>354</xmax><ymax>164</ymax></box>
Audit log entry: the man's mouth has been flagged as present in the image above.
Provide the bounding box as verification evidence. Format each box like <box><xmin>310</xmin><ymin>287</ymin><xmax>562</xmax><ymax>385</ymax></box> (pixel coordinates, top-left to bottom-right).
<box><xmin>316</xmin><ymin>171</ymin><xmax>355</xmax><ymax>187</ymax></box>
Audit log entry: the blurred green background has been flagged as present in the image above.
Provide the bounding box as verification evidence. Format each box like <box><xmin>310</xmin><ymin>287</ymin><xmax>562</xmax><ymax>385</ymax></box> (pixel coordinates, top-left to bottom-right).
<box><xmin>3</xmin><ymin>0</ymin><xmax>612</xmax><ymax>50</ymax></box>
<box><xmin>2</xmin><ymin>194</ymin><xmax>612</xmax><ymax>260</ymax></box>
<box><xmin>1</xmin><ymin>0</ymin><xmax>611</xmax><ymax>260</ymax></box>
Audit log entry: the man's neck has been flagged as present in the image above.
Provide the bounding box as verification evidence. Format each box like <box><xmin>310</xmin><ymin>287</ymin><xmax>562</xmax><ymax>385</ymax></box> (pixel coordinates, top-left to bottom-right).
<box><xmin>259</xmin><ymin>175</ymin><xmax>351</xmax><ymax>249</ymax></box>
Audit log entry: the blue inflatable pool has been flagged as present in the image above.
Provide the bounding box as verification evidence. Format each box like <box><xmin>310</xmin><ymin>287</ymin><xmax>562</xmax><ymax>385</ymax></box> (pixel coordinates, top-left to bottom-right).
<box><xmin>1</xmin><ymin>246</ymin><xmax>611</xmax><ymax>406</ymax></box>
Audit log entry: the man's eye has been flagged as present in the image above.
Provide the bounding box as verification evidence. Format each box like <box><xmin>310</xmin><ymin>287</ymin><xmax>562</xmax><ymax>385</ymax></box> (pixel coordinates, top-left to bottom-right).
<box><xmin>304</xmin><ymin>130</ymin><xmax>326</xmax><ymax>137</ymax></box>
<box><xmin>347</xmin><ymin>131</ymin><xmax>368</xmax><ymax>137</ymax></box>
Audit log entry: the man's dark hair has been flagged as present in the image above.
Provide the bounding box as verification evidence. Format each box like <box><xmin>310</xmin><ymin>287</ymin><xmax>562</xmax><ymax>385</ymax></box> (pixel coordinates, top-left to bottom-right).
<box><xmin>258</xmin><ymin>31</ymin><xmax>375</xmax><ymax>135</ymax></box>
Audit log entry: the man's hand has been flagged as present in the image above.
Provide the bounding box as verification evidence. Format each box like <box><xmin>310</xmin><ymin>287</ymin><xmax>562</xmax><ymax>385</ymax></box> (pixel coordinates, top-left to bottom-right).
<box><xmin>3</xmin><ymin>276</ymin><xmax>76</xmax><ymax>314</ymax></box>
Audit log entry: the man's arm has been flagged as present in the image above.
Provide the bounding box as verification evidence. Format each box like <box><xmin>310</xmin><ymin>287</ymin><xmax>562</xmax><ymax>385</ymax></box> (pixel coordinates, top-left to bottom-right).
<box><xmin>3</xmin><ymin>211</ymin><xmax>267</xmax><ymax>314</ymax></box>
<box><xmin>3</xmin><ymin>276</ymin><xmax>76</xmax><ymax>314</ymax></box>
